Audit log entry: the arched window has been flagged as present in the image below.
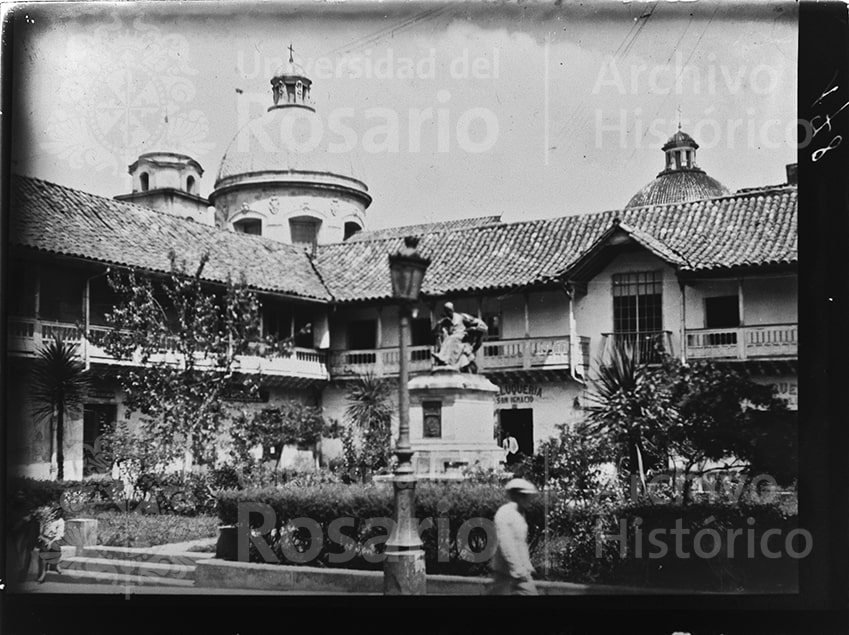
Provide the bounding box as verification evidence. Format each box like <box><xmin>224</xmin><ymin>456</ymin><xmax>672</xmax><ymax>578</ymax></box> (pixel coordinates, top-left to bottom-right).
<box><xmin>234</xmin><ymin>219</ymin><xmax>262</xmax><ymax>235</ymax></box>
<box><xmin>187</xmin><ymin>175</ymin><xmax>196</xmax><ymax>194</ymax></box>
<box><xmin>344</xmin><ymin>221</ymin><xmax>362</xmax><ymax>240</ymax></box>
<box><xmin>290</xmin><ymin>216</ymin><xmax>320</xmax><ymax>250</ymax></box>
<box><xmin>140</xmin><ymin>172</ymin><xmax>149</xmax><ymax>192</ymax></box>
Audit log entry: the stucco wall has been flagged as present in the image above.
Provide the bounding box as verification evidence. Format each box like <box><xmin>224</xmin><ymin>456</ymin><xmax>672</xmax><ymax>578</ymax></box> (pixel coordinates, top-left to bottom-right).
<box><xmin>574</xmin><ymin>250</ymin><xmax>681</xmax><ymax>366</ymax></box>
<box><xmin>214</xmin><ymin>186</ymin><xmax>366</xmax><ymax>245</ymax></box>
<box><xmin>492</xmin><ymin>379</ymin><xmax>586</xmax><ymax>449</ymax></box>
<box><xmin>684</xmin><ymin>275</ymin><xmax>797</xmax><ymax>329</ymax></box>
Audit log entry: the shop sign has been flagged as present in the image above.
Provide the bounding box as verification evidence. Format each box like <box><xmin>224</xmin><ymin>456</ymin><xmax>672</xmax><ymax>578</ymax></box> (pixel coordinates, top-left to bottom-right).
<box><xmin>496</xmin><ymin>383</ymin><xmax>542</xmax><ymax>406</ymax></box>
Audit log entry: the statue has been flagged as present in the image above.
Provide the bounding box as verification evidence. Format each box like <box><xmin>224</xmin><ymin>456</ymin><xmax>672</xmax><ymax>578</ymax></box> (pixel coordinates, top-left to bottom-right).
<box><xmin>432</xmin><ymin>302</ymin><xmax>487</xmax><ymax>373</ymax></box>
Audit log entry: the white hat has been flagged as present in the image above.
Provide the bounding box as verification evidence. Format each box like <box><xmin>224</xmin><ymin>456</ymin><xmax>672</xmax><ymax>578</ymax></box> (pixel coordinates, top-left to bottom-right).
<box><xmin>504</xmin><ymin>478</ymin><xmax>539</xmax><ymax>494</ymax></box>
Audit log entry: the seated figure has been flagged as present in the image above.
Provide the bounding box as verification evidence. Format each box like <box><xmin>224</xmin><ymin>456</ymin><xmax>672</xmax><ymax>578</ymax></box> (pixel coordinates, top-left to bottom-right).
<box><xmin>432</xmin><ymin>302</ymin><xmax>488</xmax><ymax>373</ymax></box>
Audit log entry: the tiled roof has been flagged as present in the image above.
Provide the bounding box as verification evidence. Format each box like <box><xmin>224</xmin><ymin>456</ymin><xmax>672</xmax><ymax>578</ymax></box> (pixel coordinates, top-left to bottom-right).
<box><xmin>613</xmin><ymin>222</ymin><xmax>689</xmax><ymax>268</ymax></box>
<box><xmin>10</xmin><ymin>175</ymin><xmax>331</xmax><ymax>301</ymax></box>
<box><xmin>314</xmin><ymin>187</ymin><xmax>797</xmax><ymax>302</ymax></box>
<box><xmin>346</xmin><ymin>216</ymin><xmax>503</xmax><ymax>242</ymax></box>
<box><xmin>625</xmin><ymin>169</ymin><xmax>731</xmax><ymax>208</ymax></box>
<box><xmin>10</xmin><ymin>175</ymin><xmax>796</xmax><ymax>305</ymax></box>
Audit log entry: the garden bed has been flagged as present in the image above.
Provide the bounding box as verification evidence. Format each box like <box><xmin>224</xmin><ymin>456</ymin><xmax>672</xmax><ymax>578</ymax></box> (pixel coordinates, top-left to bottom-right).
<box><xmin>94</xmin><ymin>511</ymin><xmax>219</xmax><ymax>548</ymax></box>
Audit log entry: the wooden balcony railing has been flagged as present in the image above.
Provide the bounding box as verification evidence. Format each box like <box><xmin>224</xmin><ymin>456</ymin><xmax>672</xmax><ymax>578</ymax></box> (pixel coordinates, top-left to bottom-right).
<box><xmin>686</xmin><ymin>324</ymin><xmax>797</xmax><ymax>360</ymax></box>
<box><xmin>7</xmin><ymin>317</ymin><xmax>328</xmax><ymax>380</ymax></box>
<box><xmin>327</xmin><ymin>336</ymin><xmax>590</xmax><ymax>378</ymax></box>
<box><xmin>599</xmin><ymin>331</ymin><xmax>674</xmax><ymax>365</ymax></box>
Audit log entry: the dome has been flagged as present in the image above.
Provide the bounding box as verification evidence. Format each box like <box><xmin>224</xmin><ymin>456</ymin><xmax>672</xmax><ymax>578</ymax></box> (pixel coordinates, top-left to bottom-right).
<box><xmin>662</xmin><ymin>130</ymin><xmax>699</xmax><ymax>151</ymax></box>
<box><xmin>625</xmin><ymin>125</ymin><xmax>729</xmax><ymax>209</ymax></box>
<box><xmin>625</xmin><ymin>170</ymin><xmax>731</xmax><ymax>208</ymax></box>
<box><xmin>273</xmin><ymin>58</ymin><xmax>309</xmax><ymax>81</ymax></box>
<box><xmin>213</xmin><ymin>100</ymin><xmax>370</xmax><ymax>205</ymax></box>
<box><xmin>212</xmin><ymin>45</ymin><xmax>370</xmax><ymax>207</ymax></box>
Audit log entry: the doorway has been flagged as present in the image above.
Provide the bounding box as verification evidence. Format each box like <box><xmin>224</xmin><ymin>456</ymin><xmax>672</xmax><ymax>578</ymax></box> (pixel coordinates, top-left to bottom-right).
<box><xmin>499</xmin><ymin>408</ymin><xmax>534</xmax><ymax>465</ymax></box>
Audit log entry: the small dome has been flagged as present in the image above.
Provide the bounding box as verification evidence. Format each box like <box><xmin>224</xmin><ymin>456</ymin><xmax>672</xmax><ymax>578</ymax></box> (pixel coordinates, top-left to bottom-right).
<box><xmin>662</xmin><ymin>130</ymin><xmax>699</xmax><ymax>151</ymax></box>
<box><xmin>273</xmin><ymin>58</ymin><xmax>309</xmax><ymax>81</ymax></box>
<box><xmin>626</xmin><ymin>125</ymin><xmax>729</xmax><ymax>209</ymax></box>
<box><xmin>626</xmin><ymin>170</ymin><xmax>730</xmax><ymax>208</ymax></box>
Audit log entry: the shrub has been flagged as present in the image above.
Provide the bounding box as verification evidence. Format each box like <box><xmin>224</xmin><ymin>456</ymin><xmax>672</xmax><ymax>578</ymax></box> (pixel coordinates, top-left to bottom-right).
<box><xmin>95</xmin><ymin>511</ymin><xmax>219</xmax><ymax>547</ymax></box>
<box><xmin>544</xmin><ymin>500</ymin><xmax>800</xmax><ymax>591</ymax></box>
<box><xmin>215</xmin><ymin>481</ymin><xmax>545</xmax><ymax>576</ymax></box>
<box><xmin>7</xmin><ymin>476</ymin><xmax>123</xmax><ymax>520</ymax></box>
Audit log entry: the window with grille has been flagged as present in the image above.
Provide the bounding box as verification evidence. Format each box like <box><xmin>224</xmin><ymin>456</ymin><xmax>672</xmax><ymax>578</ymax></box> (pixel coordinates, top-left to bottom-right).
<box><xmin>612</xmin><ymin>271</ymin><xmax>663</xmax><ymax>335</ymax></box>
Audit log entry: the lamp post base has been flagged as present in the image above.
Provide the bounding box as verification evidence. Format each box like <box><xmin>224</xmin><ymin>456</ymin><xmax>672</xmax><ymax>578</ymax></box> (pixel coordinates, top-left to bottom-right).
<box><xmin>383</xmin><ymin>549</ymin><xmax>426</xmax><ymax>595</ymax></box>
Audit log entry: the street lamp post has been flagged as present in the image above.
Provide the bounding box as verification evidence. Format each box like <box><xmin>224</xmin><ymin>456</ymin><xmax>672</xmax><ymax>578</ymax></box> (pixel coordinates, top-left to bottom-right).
<box><xmin>384</xmin><ymin>236</ymin><xmax>430</xmax><ymax>595</ymax></box>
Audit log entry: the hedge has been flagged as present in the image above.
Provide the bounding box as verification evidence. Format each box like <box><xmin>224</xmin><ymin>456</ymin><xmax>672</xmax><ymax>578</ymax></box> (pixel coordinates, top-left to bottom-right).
<box><xmin>215</xmin><ymin>483</ymin><xmax>801</xmax><ymax>591</ymax></box>
<box><xmin>549</xmin><ymin>501</ymin><xmax>801</xmax><ymax>591</ymax></box>
<box><xmin>216</xmin><ymin>482</ymin><xmax>545</xmax><ymax>577</ymax></box>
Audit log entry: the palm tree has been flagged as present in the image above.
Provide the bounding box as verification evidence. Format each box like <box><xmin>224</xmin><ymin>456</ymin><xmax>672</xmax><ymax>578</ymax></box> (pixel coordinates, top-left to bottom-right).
<box><xmin>30</xmin><ymin>335</ymin><xmax>92</xmax><ymax>480</ymax></box>
<box><xmin>344</xmin><ymin>373</ymin><xmax>394</xmax><ymax>480</ymax></box>
<box><xmin>584</xmin><ymin>340</ymin><xmax>669</xmax><ymax>498</ymax></box>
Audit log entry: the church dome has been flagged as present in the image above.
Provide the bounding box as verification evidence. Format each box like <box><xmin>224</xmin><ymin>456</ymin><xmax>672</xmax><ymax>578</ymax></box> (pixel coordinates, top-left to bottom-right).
<box><xmin>212</xmin><ymin>45</ymin><xmax>370</xmax><ymax>207</ymax></box>
<box><xmin>625</xmin><ymin>126</ymin><xmax>730</xmax><ymax>209</ymax></box>
<box><xmin>215</xmin><ymin>106</ymin><xmax>369</xmax><ymax>196</ymax></box>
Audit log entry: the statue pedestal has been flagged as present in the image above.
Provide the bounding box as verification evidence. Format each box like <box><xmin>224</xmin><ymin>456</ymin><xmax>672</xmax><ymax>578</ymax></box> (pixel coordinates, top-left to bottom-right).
<box><xmin>407</xmin><ymin>368</ymin><xmax>504</xmax><ymax>476</ymax></box>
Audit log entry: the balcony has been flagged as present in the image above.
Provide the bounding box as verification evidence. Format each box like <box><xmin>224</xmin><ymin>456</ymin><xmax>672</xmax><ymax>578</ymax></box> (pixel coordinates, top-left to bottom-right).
<box><xmin>327</xmin><ymin>336</ymin><xmax>590</xmax><ymax>379</ymax></box>
<box><xmin>599</xmin><ymin>331</ymin><xmax>673</xmax><ymax>365</ymax></box>
<box><xmin>7</xmin><ymin>317</ymin><xmax>329</xmax><ymax>380</ymax></box>
<box><xmin>685</xmin><ymin>324</ymin><xmax>797</xmax><ymax>361</ymax></box>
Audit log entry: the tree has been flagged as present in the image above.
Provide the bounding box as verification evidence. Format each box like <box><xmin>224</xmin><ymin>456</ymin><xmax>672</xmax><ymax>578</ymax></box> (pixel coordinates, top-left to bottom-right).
<box><xmin>30</xmin><ymin>334</ymin><xmax>92</xmax><ymax>480</ymax></box>
<box><xmin>658</xmin><ymin>356</ymin><xmax>794</xmax><ymax>499</ymax></box>
<box><xmin>515</xmin><ymin>422</ymin><xmax>614</xmax><ymax>505</ymax></box>
<box><xmin>230</xmin><ymin>402</ymin><xmax>326</xmax><ymax>470</ymax></box>
<box><xmin>341</xmin><ymin>373</ymin><xmax>394</xmax><ymax>481</ymax></box>
<box><xmin>583</xmin><ymin>340</ymin><xmax>674</xmax><ymax>497</ymax></box>
<box><xmin>100</xmin><ymin>250</ymin><xmax>297</xmax><ymax>469</ymax></box>
<box><xmin>585</xmin><ymin>340</ymin><xmax>794</xmax><ymax>503</ymax></box>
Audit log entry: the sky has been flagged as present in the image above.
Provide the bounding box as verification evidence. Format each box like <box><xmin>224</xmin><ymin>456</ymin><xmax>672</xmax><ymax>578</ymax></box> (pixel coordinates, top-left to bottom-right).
<box><xmin>9</xmin><ymin>1</ymin><xmax>798</xmax><ymax>230</ymax></box>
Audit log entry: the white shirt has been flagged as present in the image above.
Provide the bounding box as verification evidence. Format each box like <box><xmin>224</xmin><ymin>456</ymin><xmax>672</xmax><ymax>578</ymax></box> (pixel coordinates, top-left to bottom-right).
<box><xmin>491</xmin><ymin>501</ymin><xmax>534</xmax><ymax>579</ymax></box>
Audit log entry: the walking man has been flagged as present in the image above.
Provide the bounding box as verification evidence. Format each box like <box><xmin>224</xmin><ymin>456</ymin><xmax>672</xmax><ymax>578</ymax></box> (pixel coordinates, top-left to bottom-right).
<box><xmin>489</xmin><ymin>478</ymin><xmax>539</xmax><ymax>595</ymax></box>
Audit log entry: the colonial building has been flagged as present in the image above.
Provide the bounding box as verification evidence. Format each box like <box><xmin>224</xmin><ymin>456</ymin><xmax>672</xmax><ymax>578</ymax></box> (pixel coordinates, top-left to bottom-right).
<box><xmin>6</xmin><ymin>56</ymin><xmax>797</xmax><ymax>480</ymax></box>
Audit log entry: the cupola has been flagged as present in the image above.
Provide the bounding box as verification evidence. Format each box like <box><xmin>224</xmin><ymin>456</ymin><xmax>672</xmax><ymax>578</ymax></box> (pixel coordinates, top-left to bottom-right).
<box><xmin>625</xmin><ymin>123</ymin><xmax>730</xmax><ymax>209</ymax></box>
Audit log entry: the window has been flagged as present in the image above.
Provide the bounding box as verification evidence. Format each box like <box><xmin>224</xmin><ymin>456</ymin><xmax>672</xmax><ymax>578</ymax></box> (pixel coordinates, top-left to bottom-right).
<box><xmin>290</xmin><ymin>217</ymin><xmax>320</xmax><ymax>250</ymax></box>
<box><xmin>186</xmin><ymin>175</ymin><xmax>196</xmax><ymax>194</ymax></box>
<box><xmin>139</xmin><ymin>172</ymin><xmax>149</xmax><ymax>192</ymax></box>
<box><xmin>612</xmin><ymin>271</ymin><xmax>663</xmax><ymax>334</ymax></box>
<box><xmin>612</xmin><ymin>271</ymin><xmax>663</xmax><ymax>361</ymax></box>
<box><xmin>234</xmin><ymin>219</ymin><xmax>262</xmax><ymax>235</ymax></box>
<box><xmin>344</xmin><ymin>221</ymin><xmax>362</xmax><ymax>240</ymax></box>
<box><xmin>423</xmin><ymin>401</ymin><xmax>442</xmax><ymax>438</ymax></box>
<box><xmin>705</xmin><ymin>295</ymin><xmax>740</xmax><ymax>329</ymax></box>
<box><xmin>347</xmin><ymin>319</ymin><xmax>377</xmax><ymax>350</ymax></box>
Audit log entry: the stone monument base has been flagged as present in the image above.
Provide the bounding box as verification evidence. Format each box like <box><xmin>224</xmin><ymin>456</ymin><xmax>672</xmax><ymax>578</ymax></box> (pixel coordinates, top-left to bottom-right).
<box><xmin>407</xmin><ymin>368</ymin><xmax>504</xmax><ymax>476</ymax></box>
